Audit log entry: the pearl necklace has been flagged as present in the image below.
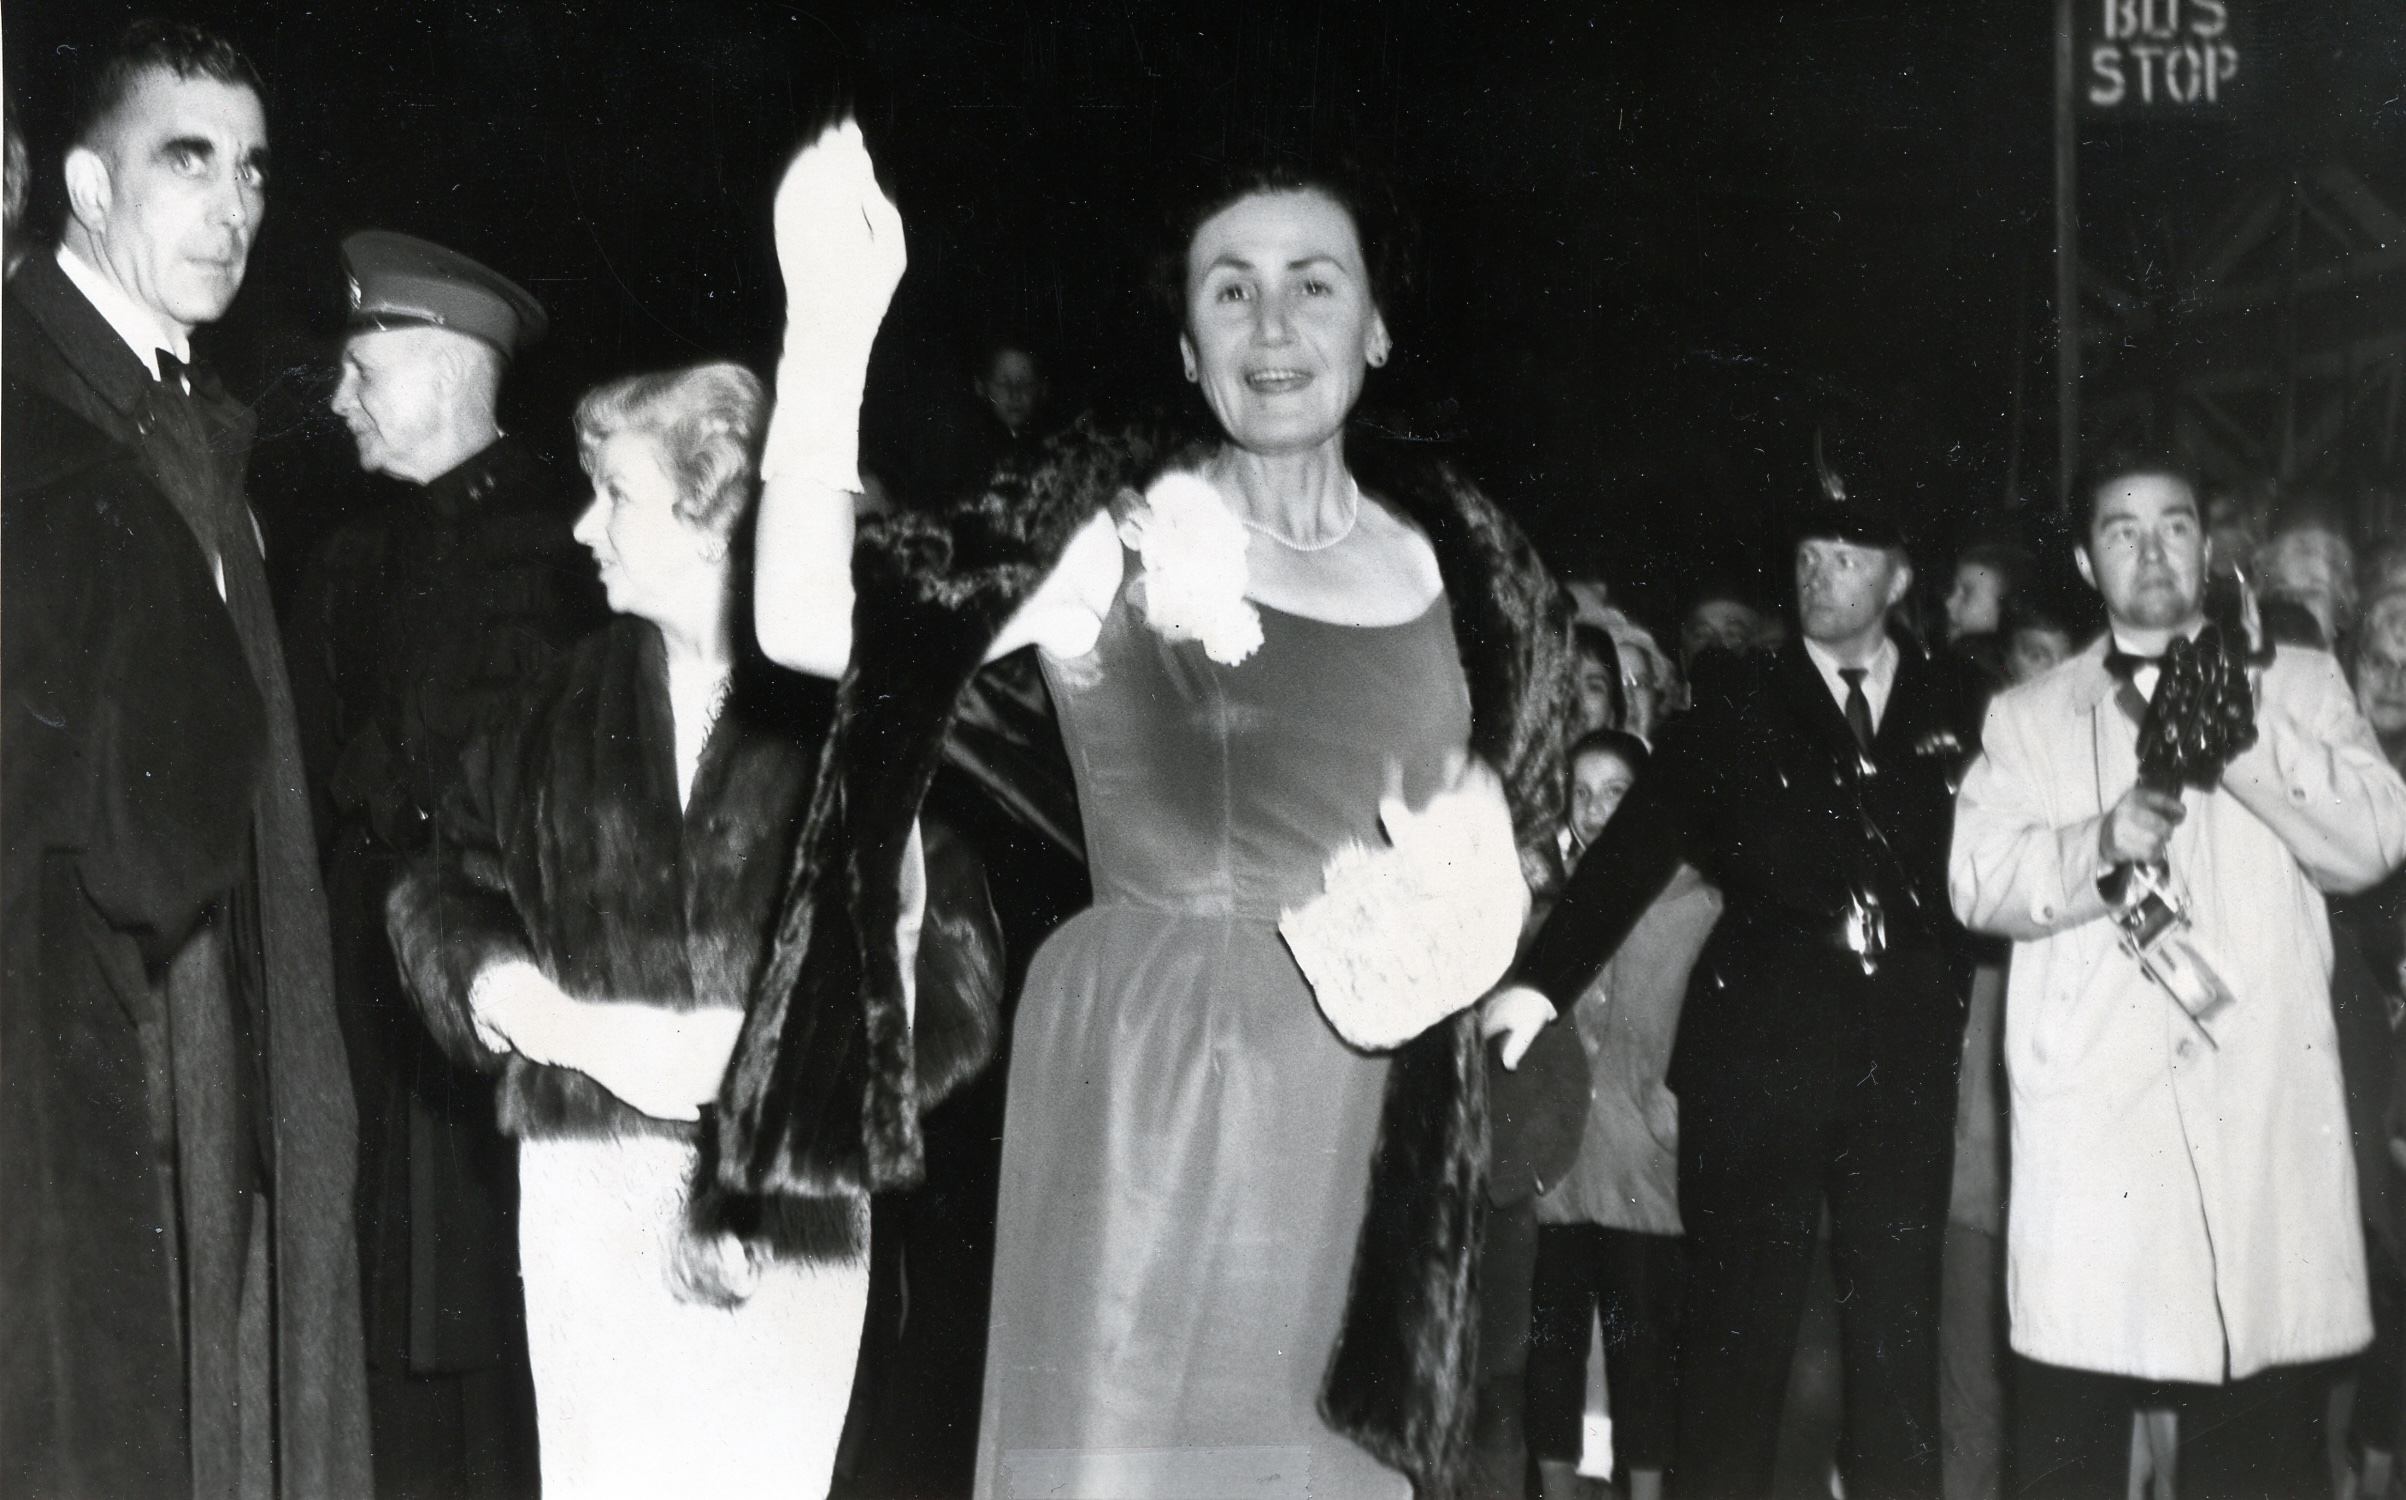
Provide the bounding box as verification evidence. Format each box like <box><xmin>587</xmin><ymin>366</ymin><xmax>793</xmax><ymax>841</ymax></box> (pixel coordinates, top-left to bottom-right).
<box><xmin>1239</xmin><ymin>475</ymin><xmax>1362</xmax><ymax>553</ymax></box>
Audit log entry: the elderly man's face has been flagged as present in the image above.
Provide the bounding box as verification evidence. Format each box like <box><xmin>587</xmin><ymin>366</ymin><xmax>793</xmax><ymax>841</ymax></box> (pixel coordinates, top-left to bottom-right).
<box><xmin>78</xmin><ymin>70</ymin><xmax>268</xmax><ymax>334</ymax></box>
<box><xmin>331</xmin><ymin>328</ymin><xmax>457</xmax><ymax>480</ymax></box>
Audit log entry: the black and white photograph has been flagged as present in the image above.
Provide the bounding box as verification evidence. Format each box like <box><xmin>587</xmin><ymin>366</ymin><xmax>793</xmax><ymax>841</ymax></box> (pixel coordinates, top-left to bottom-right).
<box><xmin>3</xmin><ymin>3</ymin><xmax>2403</xmax><ymax>1498</ymax></box>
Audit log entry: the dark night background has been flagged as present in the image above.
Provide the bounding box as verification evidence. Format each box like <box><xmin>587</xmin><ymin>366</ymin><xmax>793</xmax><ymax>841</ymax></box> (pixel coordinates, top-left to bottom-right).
<box><xmin>7</xmin><ymin>0</ymin><xmax>2401</xmax><ymax>633</ymax></box>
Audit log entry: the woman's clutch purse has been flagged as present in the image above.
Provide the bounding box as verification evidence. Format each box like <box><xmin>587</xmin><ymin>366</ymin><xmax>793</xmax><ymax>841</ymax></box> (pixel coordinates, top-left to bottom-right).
<box><xmin>1280</xmin><ymin>758</ymin><xmax>1530</xmax><ymax>1052</ymax></box>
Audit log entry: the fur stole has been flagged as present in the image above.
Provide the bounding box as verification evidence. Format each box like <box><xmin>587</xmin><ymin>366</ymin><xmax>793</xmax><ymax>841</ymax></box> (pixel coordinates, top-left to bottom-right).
<box><xmin>713</xmin><ymin>415</ymin><xmax>1575</xmax><ymax>1494</ymax></box>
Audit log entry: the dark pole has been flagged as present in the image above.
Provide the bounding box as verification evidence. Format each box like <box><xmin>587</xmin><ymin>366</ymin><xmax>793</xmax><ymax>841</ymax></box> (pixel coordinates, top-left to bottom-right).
<box><xmin>2055</xmin><ymin>0</ymin><xmax>2080</xmax><ymax>518</ymax></box>
<box><xmin>2005</xmin><ymin>237</ymin><xmax>2032</xmax><ymax>508</ymax></box>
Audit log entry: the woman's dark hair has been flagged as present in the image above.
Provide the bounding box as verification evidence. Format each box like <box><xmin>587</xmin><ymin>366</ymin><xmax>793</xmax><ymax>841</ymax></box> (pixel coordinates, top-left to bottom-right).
<box><xmin>1571</xmin><ymin>621</ymin><xmax>1626</xmax><ymax>732</ymax></box>
<box><xmin>1567</xmin><ymin>728</ymin><xmax>1649</xmax><ymax>779</ymax></box>
<box><xmin>1148</xmin><ymin>157</ymin><xmax>1417</xmax><ymax>326</ymax></box>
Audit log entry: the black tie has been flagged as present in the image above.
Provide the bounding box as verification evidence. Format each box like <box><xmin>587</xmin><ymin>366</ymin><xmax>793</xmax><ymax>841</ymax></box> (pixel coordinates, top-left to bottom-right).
<box><xmin>156</xmin><ymin>348</ymin><xmax>189</xmax><ymax>394</ymax></box>
<box><xmin>1840</xmin><ymin>667</ymin><xmax>1875</xmax><ymax>756</ymax></box>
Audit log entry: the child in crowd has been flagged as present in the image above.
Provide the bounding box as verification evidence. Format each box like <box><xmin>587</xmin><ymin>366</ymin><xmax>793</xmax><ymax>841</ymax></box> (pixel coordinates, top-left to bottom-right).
<box><xmin>1527</xmin><ymin>730</ymin><xmax>1719</xmax><ymax>1500</ymax></box>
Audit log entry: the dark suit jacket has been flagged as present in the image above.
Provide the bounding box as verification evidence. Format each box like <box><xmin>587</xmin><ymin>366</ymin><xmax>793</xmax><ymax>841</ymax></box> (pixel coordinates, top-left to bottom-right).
<box><xmin>1519</xmin><ymin>637</ymin><xmax>1982</xmax><ymax>1106</ymax></box>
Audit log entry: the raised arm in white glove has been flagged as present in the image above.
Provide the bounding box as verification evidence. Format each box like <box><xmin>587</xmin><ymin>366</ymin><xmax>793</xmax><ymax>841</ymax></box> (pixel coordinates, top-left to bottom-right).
<box><xmin>754</xmin><ymin>117</ymin><xmax>908</xmax><ymax>679</ymax></box>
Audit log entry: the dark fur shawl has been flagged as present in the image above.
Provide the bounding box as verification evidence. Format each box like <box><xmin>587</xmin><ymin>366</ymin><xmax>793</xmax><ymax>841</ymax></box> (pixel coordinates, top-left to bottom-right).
<box><xmin>387</xmin><ymin>619</ymin><xmax>833</xmax><ymax>1141</ymax></box>
<box><xmin>714</xmin><ymin>417</ymin><xmax>1575</xmax><ymax>1495</ymax></box>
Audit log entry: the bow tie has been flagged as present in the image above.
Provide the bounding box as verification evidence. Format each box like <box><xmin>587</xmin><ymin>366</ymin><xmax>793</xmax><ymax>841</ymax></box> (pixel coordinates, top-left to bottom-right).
<box><xmin>2103</xmin><ymin>648</ymin><xmax>2162</xmax><ymax>682</ymax></box>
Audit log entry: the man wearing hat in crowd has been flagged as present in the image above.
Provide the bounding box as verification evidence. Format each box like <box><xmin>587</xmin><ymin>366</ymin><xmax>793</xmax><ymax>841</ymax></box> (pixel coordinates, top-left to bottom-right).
<box><xmin>286</xmin><ymin>229</ymin><xmax>603</xmax><ymax>1500</ymax></box>
<box><xmin>1502</xmin><ymin>444</ymin><xmax>1985</xmax><ymax>1498</ymax></box>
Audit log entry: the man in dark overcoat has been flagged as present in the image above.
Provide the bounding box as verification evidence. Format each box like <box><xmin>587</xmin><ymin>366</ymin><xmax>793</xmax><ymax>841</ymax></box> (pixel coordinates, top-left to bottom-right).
<box><xmin>0</xmin><ymin>21</ymin><xmax>371</xmax><ymax>1498</ymax></box>
<box><xmin>1511</xmin><ymin>468</ymin><xmax>1983</xmax><ymax>1499</ymax></box>
<box><xmin>285</xmin><ymin>231</ymin><xmax>603</xmax><ymax>1498</ymax></box>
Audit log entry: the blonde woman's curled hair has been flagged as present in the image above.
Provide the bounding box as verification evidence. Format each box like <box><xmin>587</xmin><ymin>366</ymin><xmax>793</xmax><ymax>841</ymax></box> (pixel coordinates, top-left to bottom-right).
<box><xmin>574</xmin><ymin>361</ymin><xmax>767</xmax><ymax>542</ymax></box>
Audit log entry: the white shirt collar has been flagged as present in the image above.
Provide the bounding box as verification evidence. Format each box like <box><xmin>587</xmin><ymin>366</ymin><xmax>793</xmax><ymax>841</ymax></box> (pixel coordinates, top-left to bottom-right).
<box><xmin>55</xmin><ymin>244</ymin><xmax>192</xmax><ymax>381</ymax></box>
<box><xmin>1802</xmin><ymin>633</ymin><xmax>1901</xmax><ymax>732</ymax></box>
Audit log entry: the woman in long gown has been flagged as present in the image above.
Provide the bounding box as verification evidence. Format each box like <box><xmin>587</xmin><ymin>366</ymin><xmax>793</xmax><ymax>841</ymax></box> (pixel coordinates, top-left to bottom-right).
<box><xmin>388</xmin><ymin>362</ymin><xmax>997</xmax><ymax>1499</ymax></box>
<box><xmin>720</xmin><ymin>127</ymin><xmax>1579</xmax><ymax>1498</ymax></box>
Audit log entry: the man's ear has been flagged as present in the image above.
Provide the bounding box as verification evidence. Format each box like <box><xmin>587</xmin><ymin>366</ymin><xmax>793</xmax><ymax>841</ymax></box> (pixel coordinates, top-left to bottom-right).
<box><xmin>2074</xmin><ymin>544</ymin><xmax>2098</xmax><ymax>592</ymax></box>
<box><xmin>63</xmin><ymin>146</ymin><xmax>113</xmax><ymax>238</ymax></box>
<box><xmin>1883</xmin><ymin>556</ymin><xmax>1914</xmax><ymax>610</ymax></box>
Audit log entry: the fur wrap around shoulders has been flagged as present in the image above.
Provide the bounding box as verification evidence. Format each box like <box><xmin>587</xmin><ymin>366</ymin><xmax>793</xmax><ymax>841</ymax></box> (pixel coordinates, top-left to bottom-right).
<box><xmin>711</xmin><ymin>415</ymin><xmax>1578</xmax><ymax>1494</ymax></box>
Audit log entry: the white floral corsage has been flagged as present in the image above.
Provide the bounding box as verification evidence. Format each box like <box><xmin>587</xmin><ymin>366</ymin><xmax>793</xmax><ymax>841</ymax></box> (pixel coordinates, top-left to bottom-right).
<box><xmin>1118</xmin><ymin>471</ymin><xmax>1262</xmax><ymax>666</ymax></box>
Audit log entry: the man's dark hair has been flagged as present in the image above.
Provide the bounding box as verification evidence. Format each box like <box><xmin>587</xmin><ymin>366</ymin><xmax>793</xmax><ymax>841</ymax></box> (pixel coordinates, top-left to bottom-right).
<box><xmin>69</xmin><ymin>20</ymin><xmax>266</xmax><ymax>153</ymax></box>
<box><xmin>2071</xmin><ymin>447</ymin><xmax>2200</xmax><ymax>542</ymax></box>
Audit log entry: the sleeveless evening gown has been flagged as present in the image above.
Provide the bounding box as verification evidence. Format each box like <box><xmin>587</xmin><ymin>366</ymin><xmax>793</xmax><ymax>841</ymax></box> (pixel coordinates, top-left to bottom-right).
<box><xmin>974</xmin><ymin>551</ymin><xmax>1471</xmax><ymax>1500</ymax></box>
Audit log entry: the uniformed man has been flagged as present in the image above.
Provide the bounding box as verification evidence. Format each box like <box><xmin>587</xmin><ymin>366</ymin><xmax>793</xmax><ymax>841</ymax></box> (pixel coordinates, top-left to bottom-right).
<box><xmin>288</xmin><ymin>230</ymin><xmax>603</xmax><ymax>1500</ymax></box>
<box><xmin>1506</xmin><ymin>455</ymin><xmax>1983</xmax><ymax>1499</ymax></box>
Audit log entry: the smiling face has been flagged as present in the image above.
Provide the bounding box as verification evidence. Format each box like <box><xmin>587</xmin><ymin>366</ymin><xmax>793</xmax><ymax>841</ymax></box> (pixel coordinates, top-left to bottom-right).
<box><xmin>70</xmin><ymin>70</ymin><xmax>268</xmax><ymax>336</ymax></box>
<box><xmin>572</xmin><ymin>431</ymin><xmax>725</xmax><ymax>627</ymax></box>
<box><xmin>2077</xmin><ymin>472</ymin><xmax>2209</xmax><ymax>638</ymax></box>
<box><xmin>1180</xmin><ymin>188</ymin><xmax>1390</xmax><ymax>457</ymax></box>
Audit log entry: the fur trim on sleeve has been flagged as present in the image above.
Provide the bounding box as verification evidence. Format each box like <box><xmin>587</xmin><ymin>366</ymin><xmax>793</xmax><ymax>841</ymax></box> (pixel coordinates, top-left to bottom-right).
<box><xmin>714</xmin><ymin>418</ymin><xmax>1181</xmax><ymax>1203</ymax></box>
<box><xmin>384</xmin><ymin>846</ymin><xmax>528</xmax><ymax>1076</ymax></box>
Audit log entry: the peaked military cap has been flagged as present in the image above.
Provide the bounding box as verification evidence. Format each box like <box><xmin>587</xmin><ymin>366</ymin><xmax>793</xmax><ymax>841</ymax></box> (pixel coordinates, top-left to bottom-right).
<box><xmin>341</xmin><ymin>230</ymin><xmax>548</xmax><ymax>356</ymax></box>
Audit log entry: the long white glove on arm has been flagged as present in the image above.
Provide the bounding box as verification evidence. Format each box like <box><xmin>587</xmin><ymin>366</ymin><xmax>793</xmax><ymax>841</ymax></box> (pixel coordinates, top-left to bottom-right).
<box><xmin>754</xmin><ymin>117</ymin><xmax>908</xmax><ymax>679</ymax></box>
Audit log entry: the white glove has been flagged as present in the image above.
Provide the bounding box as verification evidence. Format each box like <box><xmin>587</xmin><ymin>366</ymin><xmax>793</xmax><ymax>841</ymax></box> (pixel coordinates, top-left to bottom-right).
<box><xmin>1282</xmin><ymin>755</ymin><xmax>1532</xmax><ymax>1052</ymax></box>
<box><xmin>1480</xmin><ymin>985</ymin><xmax>1558</xmax><ymax>1071</ymax></box>
<box><xmin>760</xmin><ymin>117</ymin><xmax>907</xmax><ymax>495</ymax></box>
<box><xmin>466</xmin><ymin>960</ymin><xmax>744</xmax><ymax>1124</ymax></box>
<box><xmin>467</xmin><ymin>959</ymin><xmax>561</xmax><ymax>1059</ymax></box>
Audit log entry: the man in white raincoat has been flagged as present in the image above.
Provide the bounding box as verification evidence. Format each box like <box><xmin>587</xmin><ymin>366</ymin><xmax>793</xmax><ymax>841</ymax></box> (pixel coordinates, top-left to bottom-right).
<box><xmin>1950</xmin><ymin>456</ymin><xmax>2406</xmax><ymax>1497</ymax></box>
